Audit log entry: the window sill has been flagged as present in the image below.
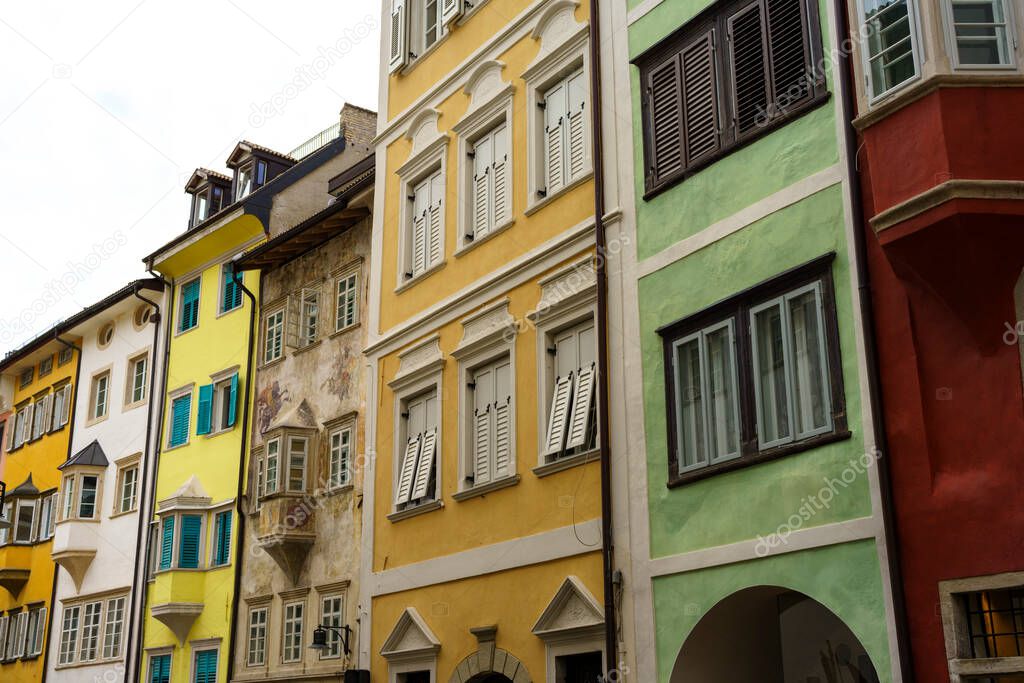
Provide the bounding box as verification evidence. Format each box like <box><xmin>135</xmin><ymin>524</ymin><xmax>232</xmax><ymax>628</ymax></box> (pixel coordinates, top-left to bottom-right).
<box><xmin>387</xmin><ymin>499</ymin><xmax>443</xmax><ymax>523</ymax></box>
<box><xmin>325</xmin><ymin>483</ymin><xmax>354</xmax><ymax>497</ymax></box>
<box><xmin>525</xmin><ymin>171</ymin><xmax>594</xmax><ymax>217</ymax></box>
<box><xmin>452</xmin><ymin>474</ymin><xmax>520</xmax><ymax>502</ymax></box>
<box><xmin>329</xmin><ymin>322</ymin><xmax>361</xmax><ymax>340</ymax></box>
<box><xmin>201</xmin><ymin>426</ymin><xmax>235</xmax><ymax>440</ymax></box>
<box><xmin>54</xmin><ymin>655</ymin><xmax>122</xmax><ymax>670</ymax></box>
<box><xmin>532</xmin><ymin>449</ymin><xmax>601</xmax><ymax>478</ymax></box>
<box><xmin>122</xmin><ymin>400</ymin><xmax>146</xmax><ymax>413</ymax></box>
<box><xmin>215</xmin><ymin>304</ymin><xmax>244</xmax><ymax>321</ymax></box>
<box><xmin>84</xmin><ymin>414</ymin><xmax>109</xmax><ymax>428</ymax></box>
<box><xmin>56</xmin><ymin>517</ymin><xmax>100</xmax><ymax>525</ymax></box>
<box><xmin>174</xmin><ymin>325</ymin><xmax>199</xmax><ymax>339</ymax></box>
<box><xmin>454</xmin><ymin>219</ymin><xmax>515</xmax><ymax>258</ymax></box>
<box><xmin>163</xmin><ymin>440</ymin><xmax>191</xmax><ymax>453</ymax></box>
<box><xmin>109</xmin><ymin>508</ymin><xmax>138</xmax><ymax>520</ymax></box>
<box><xmin>260</xmin><ymin>356</ymin><xmax>285</xmax><ymax>371</ymax></box>
<box><xmin>395</xmin><ymin>260</ymin><xmax>447</xmax><ymax>294</ymax></box>
<box><xmin>667</xmin><ymin>430</ymin><xmax>852</xmax><ymax>489</ymax></box>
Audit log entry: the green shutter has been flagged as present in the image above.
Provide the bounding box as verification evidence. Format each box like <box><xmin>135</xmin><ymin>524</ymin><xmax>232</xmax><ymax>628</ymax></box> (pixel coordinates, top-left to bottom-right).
<box><xmin>194</xmin><ymin>649</ymin><xmax>217</xmax><ymax>683</ymax></box>
<box><xmin>170</xmin><ymin>395</ymin><xmax>191</xmax><ymax>447</ymax></box>
<box><xmin>196</xmin><ymin>384</ymin><xmax>213</xmax><ymax>435</ymax></box>
<box><xmin>159</xmin><ymin>517</ymin><xmax>174</xmax><ymax>570</ymax></box>
<box><xmin>179</xmin><ymin>514</ymin><xmax>202</xmax><ymax>569</ymax></box>
<box><xmin>151</xmin><ymin>654</ymin><xmax>171</xmax><ymax>683</ymax></box>
<box><xmin>226</xmin><ymin>374</ymin><xmax>239</xmax><ymax>428</ymax></box>
<box><xmin>214</xmin><ymin>510</ymin><xmax>232</xmax><ymax>566</ymax></box>
<box><xmin>179</xmin><ymin>280</ymin><xmax>200</xmax><ymax>332</ymax></box>
<box><xmin>222</xmin><ymin>263</ymin><xmax>242</xmax><ymax>312</ymax></box>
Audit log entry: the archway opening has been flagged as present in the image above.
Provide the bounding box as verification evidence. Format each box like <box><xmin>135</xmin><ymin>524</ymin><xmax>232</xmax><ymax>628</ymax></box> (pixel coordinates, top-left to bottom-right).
<box><xmin>466</xmin><ymin>675</ymin><xmax>513</xmax><ymax>683</ymax></box>
<box><xmin>670</xmin><ymin>586</ymin><xmax>880</xmax><ymax>683</ymax></box>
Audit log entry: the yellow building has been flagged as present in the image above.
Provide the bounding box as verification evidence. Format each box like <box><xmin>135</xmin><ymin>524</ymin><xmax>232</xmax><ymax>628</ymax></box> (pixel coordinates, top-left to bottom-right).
<box><xmin>0</xmin><ymin>314</ymin><xmax>80</xmax><ymax>680</ymax></box>
<box><xmin>365</xmin><ymin>1</ymin><xmax>608</xmax><ymax>681</ymax></box>
<box><xmin>139</xmin><ymin>127</ymin><xmax>376</xmax><ymax>683</ymax></box>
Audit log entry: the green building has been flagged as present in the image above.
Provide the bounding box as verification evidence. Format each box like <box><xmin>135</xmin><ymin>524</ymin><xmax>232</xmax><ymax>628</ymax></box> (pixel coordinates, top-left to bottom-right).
<box><xmin>606</xmin><ymin>0</ymin><xmax>907</xmax><ymax>680</ymax></box>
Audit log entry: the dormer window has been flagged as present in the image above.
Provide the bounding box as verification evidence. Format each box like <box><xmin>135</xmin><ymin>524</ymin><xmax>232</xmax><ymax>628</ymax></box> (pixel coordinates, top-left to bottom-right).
<box><xmin>194</xmin><ymin>194</ymin><xmax>208</xmax><ymax>227</ymax></box>
<box><xmin>186</xmin><ymin>169</ymin><xmax>232</xmax><ymax>228</ymax></box>
<box><xmin>235</xmin><ymin>160</ymin><xmax>268</xmax><ymax>201</ymax></box>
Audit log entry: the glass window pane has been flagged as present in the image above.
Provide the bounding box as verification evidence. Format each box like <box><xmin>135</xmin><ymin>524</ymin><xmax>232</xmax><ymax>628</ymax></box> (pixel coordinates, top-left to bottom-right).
<box><xmin>863</xmin><ymin>0</ymin><xmax>918</xmax><ymax>95</ymax></box>
<box><xmin>788</xmin><ymin>288</ymin><xmax>831</xmax><ymax>436</ymax></box>
<box><xmin>754</xmin><ymin>302</ymin><xmax>792</xmax><ymax>445</ymax></box>
<box><xmin>705</xmin><ymin>325</ymin><xmax>740</xmax><ymax>460</ymax></box>
<box><xmin>674</xmin><ymin>337</ymin><xmax>706</xmax><ymax>468</ymax></box>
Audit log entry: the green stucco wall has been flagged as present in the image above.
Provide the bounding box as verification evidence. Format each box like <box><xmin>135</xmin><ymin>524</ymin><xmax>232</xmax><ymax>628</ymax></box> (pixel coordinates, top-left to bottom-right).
<box><xmin>652</xmin><ymin>540</ymin><xmax>893</xmax><ymax>682</ymax></box>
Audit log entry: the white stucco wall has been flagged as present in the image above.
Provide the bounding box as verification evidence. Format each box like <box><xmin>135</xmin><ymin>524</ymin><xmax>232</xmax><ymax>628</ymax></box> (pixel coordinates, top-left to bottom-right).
<box><xmin>47</xmin><ymin>287</ymin><xmax>166</xmax><ymax>683</ymax></box>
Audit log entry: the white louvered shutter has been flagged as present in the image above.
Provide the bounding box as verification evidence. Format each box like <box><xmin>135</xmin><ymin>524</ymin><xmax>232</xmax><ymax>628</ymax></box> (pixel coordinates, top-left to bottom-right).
<box><xmin>411</xmin><ymin>427</ymin><xmax>437</xmax><ymax>500</ymax></box>
<box><xmin>567</xmin><ymin>71</ymin><xmax>587</xmax><ymax>182</ymax></box>
<box><xmin>31</xmin><ymin>608</ymin><xmax>45</xmax><ymax>655</ymax></box>
<box><xmin>470</xmin><ymin>134</ymin><xmax>492</xmax><ymax>240</ymax></box>
<box><xmin>22</xmin><ymin>404</ymin><xmax>34</xmax><ymax>444</ymax></box>
<box><xmin>0</xmin><ymin>616</ymin><xmax>7</xmax><ymax>660</ymax></box>
<box><xmin>5</xmin><ymin>417</ymin><xmax>15</xmax><ymax>452</ymax></box>
<box><xmin>389</xmin><ymin>0</ymin><xmax>409</xmax><ymax>73</ymax></box>
<box><xmin>566</xmin><ymin>362</ymin><xmax>596</xmax><ymax>449</ymax></box>
<box><xmin>60</xmin><ymin>385</ymin><xmax>72</xmax><ymax>428</ymax></box>
<box><xmin>42</xmin><ymin>394</ymin><xmax>54</xmax><ymax>436</ymax></box>
<box><xmin>410</xmin><ymin>177</ymin><xmax>429</xmax><ymax>276</ymax></box>
<box><xmin>543</xmin><ymin>80</ymin><xmax>567</xmax><ymax>195</ymax></box>
<box><xmin>395</xmin><ymin>436</ymin><xmax>421</xmax><ymax>505</ymax></box>
<box><xmin>14</xmin><ymin>612</ymin><xmax>27</xmax><ymax>658</ymax></box>
<box><xmin>543</xmin><ymin>374</ymin><xmax>574</xmax><ymax>456</ymax></box>
<box><xmin>428</xmin><ymin>172</ymin><xmax>444</xmax><ymax>267</ymax></box>
<box><xmin>441</xmin><ymin>0</ymin><xmax>463</xmax><ymax>26</ymax></box>
<box><xmin>473</xmin><ymin>406</ymin><xmax>491</xmax><ymax>484</ymax></box>
<box><xmin>493</xmin><ymin>361</ymin><xmax>512</xmax><ymax>478</ymax></box>
<box><xmin>285</xmin><ymin>293</ymin><xmax>300</xmax><ymax>348</ymax></box>
<box><xmin>492</xmin><ymin>124</ymin><xmax>509</xmax><ymax>227</ymax></box>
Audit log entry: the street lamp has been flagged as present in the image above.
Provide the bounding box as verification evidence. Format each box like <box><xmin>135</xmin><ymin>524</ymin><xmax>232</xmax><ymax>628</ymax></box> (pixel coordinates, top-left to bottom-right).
<box><xmin>309</xmin><ymin>623</ymin><xmax>352</xmax><ymax>656</ymax></box>
<box><xmin>0</xmin><ymin>481</ymin><xmax>9</xmax><ymax>531</ymax></box>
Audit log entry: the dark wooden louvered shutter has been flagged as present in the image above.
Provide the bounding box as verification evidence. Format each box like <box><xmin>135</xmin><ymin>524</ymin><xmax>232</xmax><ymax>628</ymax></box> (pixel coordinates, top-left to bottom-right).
<box><xmin>681</xmin><ymin>30</ymin><xmax>720</xmax><ymax>166</ymax></box>
<box><xmin>766</xmin><ymin>0</ymin><xmax>812</xmax><ymax>108</ymax></box>
<box><xmin>728</xmin><ymin>2</ymin><xmax>770</xmax><ymax>137</ymax></box>
<box><xmin>646</xmin><ymin>55</ymin><xmax>683</xmax><ymax>185</ymax></box>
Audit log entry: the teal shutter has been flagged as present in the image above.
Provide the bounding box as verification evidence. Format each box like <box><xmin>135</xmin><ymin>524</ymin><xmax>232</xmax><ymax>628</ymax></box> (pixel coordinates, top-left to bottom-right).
<box><xmin>159</xmin><ymin>517</ymin><xmax>174</xmax><ymax>570</ymax></box>
<box><xmin>222</xmin><ymin>263</ymin><xmax>242</xmax><ymax>312</ymax></box>
<box><xmin>179</xmin><ymin>514</ymin><xmax>202</xmax><ymax>569</ymax></box>
<box><xmin>151</xmin><ymin>654</ymin><xmax>171</xmax><ymax>683</ymax></box>
<box><xmin>179</xmin><ymin>280</ymin><xmax>200</xmax><ymax>332</ymax></box>
<box><xmin>213</xmin><ymin>510</ymin><xmax>232</xmax><ymax>566</ymax></box>
<box><xmin>226</xmin><ymin>374</ymin><xmax>239</xmax><ymax>428</ymax></box>
<box><xmin>194</xmin><ymin>649</ymin><xmax>217</xmax><ymax>683</ymax></box>
<box><xmin>196</xmin><ymin>384</ymin><xmax>213</xmax><ymax>435</ymax></box>
<box><xmin>170</xmin><ymin>395</ymin><xmax>191</xmax><ymax>447</ymax></box>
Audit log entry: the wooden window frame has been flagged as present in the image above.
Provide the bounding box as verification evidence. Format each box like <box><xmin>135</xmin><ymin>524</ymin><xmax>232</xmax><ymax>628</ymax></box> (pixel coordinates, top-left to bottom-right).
<box><xmin>658</xmin><ymin>254</ymin><xmax>849</xmax><ymax>487</ymax></box>
<box><xmin>635</xmin><ymin>0</ymin><xmax>829</xmax><ymax>198</ymax></box>
<box><xmin>247</xmin><ymin>606</ymin><xmax>268</xmax><ymax>667</ymax></box>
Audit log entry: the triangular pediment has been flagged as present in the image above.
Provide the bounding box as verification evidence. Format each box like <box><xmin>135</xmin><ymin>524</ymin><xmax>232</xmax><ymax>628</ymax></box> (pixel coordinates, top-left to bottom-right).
<box><xmin>157</xmin><ymin>475</ymin><xmax>211</xmax><ymax>510</ymax></box>
<box><xmin>381</xmin><ymin>608</ymin><xmax>440</xmax><ymax>660</ymax></box>
<box><xmin>532</xmin><ymin>576</ymin><xmax>604</xmax><ymax>640</ymax></box>
<box><xmin>264</xmin><ymin>399</ymin><xmax>317</xmax><ymax>433</ymax></box>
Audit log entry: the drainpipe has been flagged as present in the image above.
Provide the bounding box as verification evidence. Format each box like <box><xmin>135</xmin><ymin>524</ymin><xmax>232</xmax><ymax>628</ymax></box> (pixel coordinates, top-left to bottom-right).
<box><xmin>42</xmin><ymin>334</ymin><xmax>83</xmax><ymax>682</ymax></box>
<box><xmin>225</xmin><ymin>262</ymin><xmax>258</xmax><ymax>683</ymax></box>
<box><xmin>129</xmin><ymin>267</ymin><xmax>175</xmax><ymax>683</ymax></box>
<box><xmin>123</xmin><ymin>283</ymin><xmax>164</xmax><ymax>680</ymax></box>
<box><xmin>834</xmin><ymin>1</ymin><xmax>915</xmax><ymax>680</ymax></box>
<box><xmin>587</xmin><ymin>0</ymin><xmax>619</xmax><ymax>678</ymax></box>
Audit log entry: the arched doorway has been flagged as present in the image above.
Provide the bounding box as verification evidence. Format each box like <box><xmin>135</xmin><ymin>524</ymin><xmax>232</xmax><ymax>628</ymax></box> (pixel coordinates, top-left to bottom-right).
<box><xmin>670</xmin><ymin>586</ymin><xmax>880</xmax><ymax>683</ymax></box>
<box><xmin>466</xmin><ymin>675</ymin><xmax>513</xmax><ymax>683</ymax></box>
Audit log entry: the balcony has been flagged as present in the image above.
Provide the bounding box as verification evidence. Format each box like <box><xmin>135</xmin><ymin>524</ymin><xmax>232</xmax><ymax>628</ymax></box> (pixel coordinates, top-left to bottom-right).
<box><xmin>51</xmin><ymin>518</ymin><xmax>99</xmax><ymax>591</ymax></box>
<box><xmin>0</xmin><ymin>545</ymin><xmax>31</xmax><ymax>597</ymax></box>
<box><xmin>150</xmin><ymin>569</ymin><xmax>206</xmax><ymax>643</ymax></box>
<box><xmin>255</xmin><ymin>495</ymin><xmax>316</xmax><ymax>584</ymax></box>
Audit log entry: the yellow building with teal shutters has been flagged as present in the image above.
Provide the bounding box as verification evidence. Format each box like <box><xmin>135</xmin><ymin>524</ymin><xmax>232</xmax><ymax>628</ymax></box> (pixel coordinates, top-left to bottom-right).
<box><xmin>362</xmin><ymin>1</ymin><xmax>624</xmax><ymax>681</ymax></box>
<box><xmin>139</xmin><ymin>130</ymin><xmax>356</xmax><ymax>683</ymax></box>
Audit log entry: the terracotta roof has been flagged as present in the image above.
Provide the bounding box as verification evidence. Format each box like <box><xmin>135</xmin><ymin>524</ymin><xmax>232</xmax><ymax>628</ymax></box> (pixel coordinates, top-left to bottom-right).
<box><xmin>226</xmin><ymin>140</ymin><xmax>296</xmax><ymax>168</ymax></box>
<box><xmin>186</xmin><ymin>168</ymin><xmax>232</xmax><ymax>193</ymax></box>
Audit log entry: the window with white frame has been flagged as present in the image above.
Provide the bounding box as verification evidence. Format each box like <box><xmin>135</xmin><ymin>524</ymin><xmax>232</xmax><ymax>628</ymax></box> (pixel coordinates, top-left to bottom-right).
<box><xmin>25</xmin><ymin>605</ymin><xmax>46</xmax><ymax>657</ymax></box>
<box><xmin>51</xmin><ymin>383</ymin><xmax>72</xmax><ymax>432</ymax></box>
<box><xmin>387</xmin><ymin>0</ymin><xmax>468</xmax><ymax>72</ymax></box>
<box><xmin>5</xmin><ymin>610</ymin><xmax>26</xmax><ymax>660</ymax></box>
<box><xmin>60</xmin><ymin>473</ymin><xmax>100</xmax><ymax>521</ymax></box>
<box><xmin>39</xmin><ymin>356</ymin><xmax>53</xmax><ymax>377</ymax></box>
<box><xmin>38</xmin><ymin>493</ymin><xmax>56</xmax><ymax>540</ymax></box>
<box><xmin>862</xmin><ymin>0</ymin><xmax>921</xmax><ymax>98</ymax></box>
<box><xmin>90</xmin><ymin>371</ymin><xmax>110</xmax><ymax>421</ymax></box>
<box><xmin>299</xmin><ymin>287</ymin><xmax>320</xmax><ymax>347</ymax></box>
<box><xmin>264</xmin><ymin>309</ymin><xmax>284</xmax><ymax>363</ymax></box>
<box><xmin>10</xmin><ymin>401</ymin><xmax>29</xmax><ymax>449</ymax></box>
<box><xmin>0</xmin><ymin>502</ymin><xmax>12</xmax><ymax>545</ymax></box>
<box><xmin>945</xmin><ymin>0</ymin><xmax>1014</xmax><ymax>66</ymax></box>
<box><xmin>287</xmin><ymin>436</ymin><xmax>309</xmax><ymax>493</ymax></box>
<box><xmin>58</xmin><ymin>346</ymin><xmax>74</xmax><ymax>366</ymax></box>
<box><xmin>542</xmin><ymin>320</ymin><xmax>598</xmax><ymax>462</ymax></box>
<box><xmin>395</xmin><ymin>389</ymin><xmax>439</xmax><ymax>509</ymax></box>
<box><xmin>264</xmin><ymin>438</ymin><xmax>281</xmax><ymax>497</ymax></box>
<box><xmin>466</xmin><ymin>356</ymin><xmax>513</xmax><ymax>487</ymax></box>
<box><xmin>209</xmin><ymin>373</ymin><xmax>238</xmax><ymax>434</ymax></box>
<box><xmin>155</xmin><ymin>511</ymin><xmax>209</xmax><ymax>571</ymax></box>
<box><xmin>31</xmin><ymin>392</ymin><xmax>51</xmax><ymax>441</ymax></box>
<box><xmin>336</xmin><ymin>268</ymin><xmax>359</xmax><ymax>331</ymax></box>
<box><xmin>101</xmin><ymin>597</ymin><xmax>125</xmax><ymax>659</ymax></box>
<box><xmin>660</xmin><ymin>259</ymin><xmax>846</xmax><ymax>484</ymax></box>
<box><xmin>14</xmin><ymin>500</ymin><xmax>36</xmax><ymax>543</ymax></box>
<box><xmin>540</xmin><ymin>68</ymin><xmax>588</xmax><ymax>198</ymax></box>
<box><xmin>58</xmin><ymin>606</ymin><xmax>79</xmax><ymax>665</ymax></box>
<box><xmin>405</xmin><ymin>169</ymin><xmax>444</xmax><ymax>280</ymax></box>
<box><xmin>117</xmin><ymin>462</ymin><xmax>139</xmax><ymax>514</ymax></box>
<box><xmin>247</xmin><ymin>606</ymin><xmax>268</xmax><ymax>666</ymax></box>
<box><xmin>319</xmin><ymin>594</ymin><xmax>345</xmax><ymax>660</ymax></box>
<box><xmin>78</xmin><ymin>601</ymin><xmax>102</xmax><ymax>661</ymax></box>
<box><xmin>282</xmin><ymin>601</ymin><xmax>304</xmax><ymax>663</ymax></box>
<box><xmin>329</xmin><ymin>423</ymin><xmax>353</xmax><ymax>488</ymax></box>
<box><xmin>467</xmin><ymin>122</ymin><xmax>510</xmax><ymax>242</ymax></box>
<box><xmin>192</xmin><ymin>646</ymin><xmax>218</xmax><ymax>683</ymax></box>
<box><xmin>127</xmin><ymin>353</ymin><xmax>149</xmax><ymax>406</ymax></box>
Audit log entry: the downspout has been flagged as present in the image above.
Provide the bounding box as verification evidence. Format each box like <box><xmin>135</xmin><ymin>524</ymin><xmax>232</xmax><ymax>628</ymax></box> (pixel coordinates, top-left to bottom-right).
<box><xmin>43</xmin><ymin>334</ymin><xmax>83</xmax><ymax>682</ymax></box>
<box><xmin>129</xmin><ymin>267</ymin><xmax>175</xmax><ymax>683</ymax></box>
<box><xmin>225</xmin><ymin>263</ymin><xmax>258</xmax><ymax>683</ymax></box>
<box><xmin>588</xmin><ymin>0</ymin><xmax>619</xmax><ymax>677</ymax></box>
<box><xmin>833</xmin><ymin>1</ymin><xmax>915</xmax><ymax>680</ymax></box>
<box><xmin>123</xmin><ymin>283</ymin><xmax>163</xmax><ymax>680</ymax></box>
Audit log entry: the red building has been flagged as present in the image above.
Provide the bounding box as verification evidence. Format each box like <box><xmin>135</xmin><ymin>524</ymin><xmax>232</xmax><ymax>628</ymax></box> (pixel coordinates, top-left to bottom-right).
<box><xmin>844</xmin><ymin>0</ymin><xmax>1024</xmax><ymax>681</ymax></box>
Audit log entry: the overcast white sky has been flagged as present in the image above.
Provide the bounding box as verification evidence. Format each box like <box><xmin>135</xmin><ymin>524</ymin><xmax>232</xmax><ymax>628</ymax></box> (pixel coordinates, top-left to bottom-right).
<box><xmin>0</xmin><ymin>0</ymin><xmax>381</xmax><ymax>355</ymax></box>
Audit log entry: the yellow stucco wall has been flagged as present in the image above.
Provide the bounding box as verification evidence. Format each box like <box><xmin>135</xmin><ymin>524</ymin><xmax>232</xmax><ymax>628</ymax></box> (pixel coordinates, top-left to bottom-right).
<box><xmin>0</xmin><ymin>345</ymin><xmax>78</xmax><ymax>683</ymax></box>
<box><xmin>140</xmin><ymin>227</ymin><xmax>260</xmax><ymax>683</ymax></box>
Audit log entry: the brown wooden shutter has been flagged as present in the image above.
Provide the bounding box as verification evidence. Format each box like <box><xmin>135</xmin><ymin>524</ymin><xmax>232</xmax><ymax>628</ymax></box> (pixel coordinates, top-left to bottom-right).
<box><xmin>728</xmin><ymin>1</ymin><xmax>770</xmax><ymax>137</ymax></box>
<box><xmin>766</xmin><ymin>0</ymin><xmax>812</xmax><ymax>109</ymax></box>
<box><xmin>646</xmin><ymin>55</ymin><xmax>683</xmax><ymax>185</ymax></box>
<box><xmin>681</xmin><ymin>30</ymin><xmax>720</xmax><ymax>166</ymax></box>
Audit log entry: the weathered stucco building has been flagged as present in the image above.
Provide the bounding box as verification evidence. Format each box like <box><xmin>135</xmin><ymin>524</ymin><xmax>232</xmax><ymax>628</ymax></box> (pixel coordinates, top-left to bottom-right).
<box><xmin>229</xmin><ymin>105</ymin><xmax>375</xmax><ymax>683</ymax></box>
